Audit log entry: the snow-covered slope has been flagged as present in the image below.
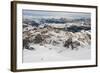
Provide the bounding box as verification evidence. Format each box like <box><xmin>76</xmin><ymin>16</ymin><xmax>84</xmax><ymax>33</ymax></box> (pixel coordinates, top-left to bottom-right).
<box><xmin>22</xmin><ymin>21</ymin><xmax>91</xmax><ymax>63</ymax></box>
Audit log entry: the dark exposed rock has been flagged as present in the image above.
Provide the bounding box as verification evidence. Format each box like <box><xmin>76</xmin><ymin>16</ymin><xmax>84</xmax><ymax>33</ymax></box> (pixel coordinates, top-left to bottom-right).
<box><xmin>67</xmin><ymin>25</ymin><xmax>91</xmax><ymax>33</ymax></box>
<box><xmin>64</xmin><ymin>38</ymin><xmax>72</xmax><ymax>48</ymax></box>
<box><xmin>87</xmin><ymin>33</ymin><xmax>91</xmax><ymax>39</ymax></box>
<box><xmin>29</xmin><ymin>21</ymin><xmax>40</xmax><ymax>27</ymax></box>
<box><xmin>52</xmin><ymin>40</ymin><xmax>60</xmax><ymax>46</ymax></box>
<box><xmin>23</xmin><ymin>38</ymin><xmax>35</xmax><ymax>50</ymax></box>
<box><xmin>41</xmin><ymin>30</ymin><xmax>48</xmax><ymax>34</ymax></box>
<box><xmin>23</xmin><ymin>25</ymin><xmax>28</xmax><ymax>28</ymax></box>
<box><xmin>33</xmin><ymin>28</ymin><xmax>37</xmax><ymax>30</ymax></box>
<box><xmin>23</xmin><ymin>38</ymin><xmax>30</xmax><ymax>49</ymax></box>
<box><xmin>64</xmin><ymin>38</ymin><xmax>80</xmax><ymax>50</ymax></box>
<box><xmin>33</xmin><ymin>34</ymin><xmax>44</xmax><ymax>43</ymax></box>
<box><xmin>72</xmin><ymin>41</ymin><xmax>80</xmax><ymax>49</ymax></box>
<box><xmin>42</xmin><ymin>35</ymin><xmax>50</xmax><ymax>39</ymax></box>
<box><xmin>28</xmin><ymin>47</ymin><xmax>35</xmax><ymax>50</ymax></box>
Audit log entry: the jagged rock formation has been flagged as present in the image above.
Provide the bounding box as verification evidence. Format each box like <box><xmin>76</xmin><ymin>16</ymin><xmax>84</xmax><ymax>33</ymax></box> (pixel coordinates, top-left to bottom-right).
<box><xmin>23</xmin><ymin>23</ymin><xmax>91</xmax><ymax>50</ymax></box>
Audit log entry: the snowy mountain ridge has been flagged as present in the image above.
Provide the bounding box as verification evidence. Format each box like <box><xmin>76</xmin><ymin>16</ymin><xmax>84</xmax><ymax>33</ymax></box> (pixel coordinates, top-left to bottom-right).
<box><xmin>23</xmin><ymin>23</ymin><xmax>91</xmax><ymax>50</ymax></box>
<box><xmin>22</xmin><ymin>18</ymin><xmax>91</xmax><ymax>63</ymax></box>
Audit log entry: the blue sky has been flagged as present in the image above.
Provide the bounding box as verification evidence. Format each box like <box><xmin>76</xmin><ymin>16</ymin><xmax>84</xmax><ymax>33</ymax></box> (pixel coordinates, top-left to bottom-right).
<box><xmin>22</xmin><ymin>9</ymin><xmax>91</xmax><ymax>19</ymax></box>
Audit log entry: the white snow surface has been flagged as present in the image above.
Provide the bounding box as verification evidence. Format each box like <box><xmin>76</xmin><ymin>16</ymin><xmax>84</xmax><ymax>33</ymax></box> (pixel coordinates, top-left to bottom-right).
<box><xmin>23</xmin><ymin>44</ymin><xmax>91</xmax><ymax>63</ymax></box>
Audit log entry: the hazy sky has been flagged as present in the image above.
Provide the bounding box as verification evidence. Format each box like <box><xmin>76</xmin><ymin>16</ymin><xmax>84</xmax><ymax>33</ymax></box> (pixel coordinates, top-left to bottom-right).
<box><xmin>23</xmin><ymin>9</ymin><xmax>91</xmax><ymax>19</ymax></box>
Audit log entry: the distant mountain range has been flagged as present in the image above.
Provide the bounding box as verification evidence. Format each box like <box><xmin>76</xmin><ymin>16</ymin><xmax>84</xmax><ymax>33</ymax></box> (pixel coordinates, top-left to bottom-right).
<box><xmin>23</xmin><ymin>17</ymin><xmax>91</xmax><ymax>28</ymax></box>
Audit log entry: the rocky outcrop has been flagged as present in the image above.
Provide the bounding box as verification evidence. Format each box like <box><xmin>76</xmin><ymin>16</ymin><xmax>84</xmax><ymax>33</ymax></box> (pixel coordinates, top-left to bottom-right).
<box><xmin>23</xmin><ymin>23</ymin><xmax>91</xmax><ymax>50</ymax></box>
